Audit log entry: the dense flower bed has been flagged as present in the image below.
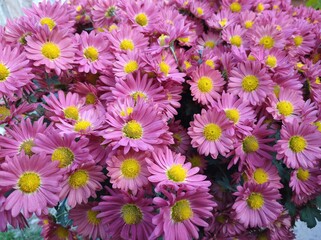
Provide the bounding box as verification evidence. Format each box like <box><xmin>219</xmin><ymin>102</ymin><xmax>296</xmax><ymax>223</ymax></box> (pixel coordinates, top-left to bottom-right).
<box><xmin>1</xmin><ymin>0</ymin><xmax>321</xmax><ymax>239</ymax></box>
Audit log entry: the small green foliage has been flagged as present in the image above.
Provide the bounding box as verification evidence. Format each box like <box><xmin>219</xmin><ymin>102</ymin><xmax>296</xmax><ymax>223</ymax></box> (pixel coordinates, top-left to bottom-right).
<box><xmin>306</xmin><ymin>0</ymin><xmax>321</xmax><ymax>9</ymax></box>
<box><xmin>300</xmin><ymin>206</ymin><xmax>321</xmax><ymax>228</ymax></box>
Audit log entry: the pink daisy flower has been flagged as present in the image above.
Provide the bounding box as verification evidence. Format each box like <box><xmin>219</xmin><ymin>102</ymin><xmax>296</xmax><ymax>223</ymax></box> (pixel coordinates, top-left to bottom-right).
<box><xmin>197</xmin><ymin>32</ymin><xmax>220</xmax><ymax>50</ymax></box>
<box><xmin>113</xmin><ymin>51</ymin><xmax>145</xmax><ymax>80</ymax></box>
<box><xmin>239</xmin><ymin>10</ymin><xmax>256</xmax><ymax>29</ymax></box>
<box><xmin>206</xmin><ymin>9</ymin><xmax>237</xmax><ymax>30</ymax></box>
<box><xmin>188</xmin><ymin>108</ymin><xmax>235</xmax><ymax>159</ymax></box>
<box><xmin>107</xmin><ymin>150</ymin><xmax>150</xmax><ymax>195</ymax></box>
<box><xmin>189</xmin><ymin>0</ymin><xmax>212</xmax><ymax>20</ymax></box>
<box><xmin>232</xmin><ymin>182</ymin><xmax>283</xmax><ymax>228</ymax></box>
<box><xmin>275</xmin><ymin>119</ymin><xmax>321</xmax><ymax>169</ymax></box>
<box><xmin>222</xmin><ymin>24</ymin><xmax>247</xmax><ymax>48</ymax></box>
<box><xmin>169</xmin><ymin>120</ymin><xmax>191</xmax><ymax>154</ymax></box>
<box><xmin>25</xmin><ymin>27</ymin><xmax>76</xmax><ymax>75</ymax></box>
<box><xmin>91</xmin><ymin>0</ymin><xmax>119</xmax><ymax>28</ymax></box>
<box><xmin>161</xmin><ymin>81</ymin><xmax>183</xmax><ymax>119</ymax></box>
<box><xmin>95</xmin><ymin>189</ymin><xmax>155</xmax><ymax>240</ymax></box>
<box><xmin>228</xmin><ymin>60</ymin><xmax>274</xmax><ymax>106</ymax></box>
<box><xmin>188</xmin><ymin>65</ymin><xmax>225</xmax><ymax>106</ymax></box>
<box><xmin>221</xmin><ymin>0</ymin><xmax>253</xmax><ymax>13</ymax></box>
<box><xmin>70</xmin><ymin>82</ymin><xmax>100</xmax><ymax>106</ymax></box>
<box><xmin>0</xmin><ymin>196</ymin><xmax>27</xmax><ymax>231</ymax></box>
<box><xmin>0</xmin><ymin>102</ymin><xmax>36</xmax><ymax>126</ymax></box>
<box><xmin>0</xmin><ymin>153</ymin><xmax>62</xmax><ymax>218</ymax></box>
<box><xmin>290</xmin><ymin>167</ymin><xmax>320</xmax><ymax>196</ymax></box>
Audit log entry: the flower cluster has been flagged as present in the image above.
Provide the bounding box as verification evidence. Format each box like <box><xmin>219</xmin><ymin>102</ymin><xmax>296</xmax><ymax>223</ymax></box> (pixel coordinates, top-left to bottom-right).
<box><xmin>1</xmin><ymin>0</ymin><xmax>321</xmax><ymax>239</ymax></box>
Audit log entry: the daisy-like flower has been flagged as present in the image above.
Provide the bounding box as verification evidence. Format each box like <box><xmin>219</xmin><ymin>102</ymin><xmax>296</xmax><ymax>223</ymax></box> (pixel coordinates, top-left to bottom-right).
<box><xmin>151</xmin><ymin>188</ymin><xmax>216</xmax><ymax>240</ymax></box>
<box><xmin>0</xmin><ymin>153</ymin><xmax>62</xmax><ymax>218</ymax></box>
<box><xmin>206</xmin><ymin>9</ymin><xmax>236</xmax><ymax>30</ymax></box>
<box><xmin>190</xmin><ymin>0</ymin><xmax>212</xmax><ymax>19</ymax></box>
<box><xmin>188</xmin><ymin>108</ymin><xmax>235</xmax><ymax>159</ymax></box>
<box><xmin>161</xmin><ymin>81</ymin><xmax>183</xmax><ymax>119</ymax></box>
<box><xmin>107</xmin><ymin>150</ymin><xmax>150</xmax><ymax>195</ymax></box>
<box><xmin>228</xmin><ymin>60</ymin><xmax>274</xmax><ymax>106</ymax></box>
<box><xmin>197</xmin><ymin>32</ymin><xmax>220</xmax><ymax>50</ymax></box>
<box><xmin>113</xmin><ymin>51</ymin><xmax>145</xmax><ymax>80</ymax></box>
<box><xmin>169</xmin><ymin>120</ymin><xmax>191</xmax><ymax>154</ymax></box>
<box><xmin>75</xmin><ymin>31</ymin><xmax>112</xmax><ymax>74</ymax></box>
<box><xmin>91</xmin><ymin>0</ymin><xmax>119</xmax><ymax>28</ymax></box>
<box><xmin>0</xmin><ymin>44</ymin><xmax>34</xmax><ymax>99</ymax></box>
<box><xmin>147</xmin><ymin>147</ymin><xmax>210</xmax><ymax>192</ymax></box>
<box><xmin>275</xmin><ymin>119</ymin><xmax>321</xmax><ymax>169</ymax></box>
<box><xmin>95</xmin><ymin>189</ymin><xmax>155</xmax><ymax>240</ymax></box>
<box><xmin>222</xmin><ymin>24</ymin><xmax>247</xmax><ymax>48</ymax></box>
<box><xmin>239</xmin><ymin>10</ymin><xmax>256</xmax><ymax>29</ymax></box>
<box><xmin>232</xmin><ymin>182</ymin><xmax>283</xmax><ymax>228</ymax></box>
<box><xmin>0</xmin><ymin>196</ymin><xmax>27</xmax><ymax>231</ymax></box>
<box><xmin>290</xmin><ymin>168</ymin><xmax>320</xmax><ymax>196</ymax></box>
<box><xmin>25</xmin><ymin>27</ymin><xmax>76</xmax><ymax>75</ymax></box>
<box><xmin>222</xmin><ymin>0</ymin><xmax>253</xmax><ymax>13</ymax></box>
<box><xmin>69</xmin><ymin>202</ymin><xmax>107</xmax><ymax>240</ymax></box>
<box><xmin>0</xmin><ymin>102</ymin><xmax>36</xmax><ymax>125</ymax></box>
<box><xmin>188</xmin><ymin>65</ymin><xmax>225</xmax><ymax>106</ymax></box>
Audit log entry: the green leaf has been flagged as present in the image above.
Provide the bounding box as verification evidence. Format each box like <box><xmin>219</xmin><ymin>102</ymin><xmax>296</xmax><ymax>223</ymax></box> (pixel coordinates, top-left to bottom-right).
<box><xmin>306</xmin><ymin>0</ymin><xmax>321</xmax><ymax>9</ymax></box>
<box><xmin>300</xmin><ymin>206</ymin><xmax>321</xmax><ymax>228</ymax></box>
<box><xmin>285</xmin><ymin>200</ymin><xmax>296</xmax><ymax>217</ymax></box>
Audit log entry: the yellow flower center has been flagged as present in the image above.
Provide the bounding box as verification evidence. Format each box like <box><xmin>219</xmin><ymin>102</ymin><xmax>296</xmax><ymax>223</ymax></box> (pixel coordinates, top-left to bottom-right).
<box><xmin>247</xmin><ymin>193</ymin><xmax>264</xmax><ymax>210</ymax></box>
<box><xmin>230</xmin><ymin>35</ymin><xmax>242</xmax><ymax>47</ymax></box>
<box><xmin>123</xmin><ymin>120</ymin><xmax>143</xmax><ymax>139</ymax></box>
<box><xmin>204</xmin><ymin>41</ymin><xmax>215</xmax><ymax>49</ymax></box>
<box><xmin>40</xmin><ymin>17</ymin><xmax>56</xmax><ymax>30</ymax></box>
<box><xmin>294</xmin><ymin>35</ymin><xmax>303</xmax><ymax>47</ymax></box>
<box><xmin>297</xmin><ymin>168</ymin><xmax>310</xmax><ymax>181</ymax></box>
<box><xmin>167</xmin><ymin>164</ymin><xmax>187</xmax><ymax>182</ymax></box>
<box><xmin>124</xmin><ymin>60</ymin><xmax>139</xmax><ymax>74</ymax></box>
<box><xmin>188</xmin><ymin>155</ymin><xmax>202</xmax><ymax>168</ymax></box>
<box><xmin>69</xmin><ymin>169</ymin><xmax>89</xmax><ymax>189</ymax></box>
<box><xmin>184</xmin><ymin>60</ymin><xmax>192</xmax><ymax>69</ymax></box>
<box><xmin>55</xmin><ymin>226</ymin><xmax>69</xmax><ymax>239</ymax></box>
<box><xmin>265</xmin><ymin>55</ymin><xmax>277</xmax><ymax>68</ymax></box>
<box><xmin>74</xmin><ymin>120</ymin><xmax>91</xmax><ymax>132</ymax></box>
<box><xmin>131</xmin><ymin>91</ymin><xmax>147</xmax><ymax>101</ymax></box>
<box><xmin>314</xmin><ymin>121</ymin><xmax>321</xmax><ymax>132</ymax></box>
<box><xmin>277</xmin><ymin>101</ymin><xmax>294</xmax><ymax>116</ymax></box>
<box><xmin>230</xmin><ymin>2</ymin><xmax>242</xmax><ymax>12</ymax></box>
<box><xmin>63</xmin><ymin>106</ymin><xmax>79</xmax><ymax>120</ymax></box>
<box><xmin>109</xmin><ymin>24</ymin><xmax>118</xmax><ymax>32</ymax></box>
<box><xmin>18</xmin><ymin>172</ymin><xmax>41</xmax><ymax>194</ymax></box>
<box><xmin>315</xmin><ymin>77</ymin><xmax>321</xmax><ymax>84</ymax></box>
<box><xmin>87</xmin><ymin>210</ymin><xmax>101</xmax><ymax>225</ymax></box>
<box><xmin>0</xmin><ymin>63</ymin><xmax>10</xmax><ymax>82</ymax></box>
<box><xmin>289</xmin><ymin>136</ymin><xmax>307</xmax><ymax>153</ymax></box>
<box><xmin>41</xmin><ymin>42</ymin><xmax>61</xmax><ymax>60</ymax></box>
<box><xmin>120</xmin><ymin>39</ymin><xmax>134</xmax><ymax>51</ymax></box>
<box><xmin>159</xmin><ymin>61</ymin><xmax>170</xmax><ymax>76</ymax></box>
<box><xmin>196</xmin><ymin>7</ymin><xmax>204</xmax><ymax>16</ymax></box>
<box><xmin>225</xmin><ymin>109</ymin><xmax>240</xmax><ymax>124</ymax></box>
<box><xmin>205</xmin><ymin>59</ymin><xmax>215</xmax><ymax>69</ymax></box>
<box><xmin>256</xmin><ymin>3</ymin><xmax>265</xmax><ymax>12</ymax></box>
<box><xmin>85</xmin><ymin>93</ymin><xmax>96</xmax><ymax>104</ymax></box>
<box><xmin>242</xmin><ymin>75</ymin><xmax>259</xmax><ymax>92</ymax></box>
<box><xmin>52</xmin><ymin>147</ymin><xmax>74</xmax><ymax>168</ymax></box>
<box><xmin>121</xmin><ymin>204</ymin><xmax>143</xmax><ymax>225</ymax></box>
<box><xmin>203</xmin><ymin>123</ymin><xmax>222</xmax><ymax>141</ymax></box>
<box><xmin>171</xmin><ymin>199</ymin><xmax>193</xmax><ymax>222</ymax></box>
<box><xmin>219</xmin><ymin>18</ymin><xmax>227</xmax><ymax>27</ymax></box>
<box><xmin>0</xmin><ymin>106</ymin><xmax>10</xmax><ymax>121</ymax></box>
<box><xmin>245</xmin><ymin>20</ymin><xmax>254</xmax><ymax>29</ymax></box>
<box><xmin>135</xmin><ymin>13</ymin><xmax>148</xmax><ymax>26</ymax></box>
<box><xmin>84</xmin><ymin>46</ymin><xmax>99</xmax><ymax>62</ymax></box>
<box><xmin>259</xmin><ymin>36</ymin><xmax>275</xmax><ymax>49</ymax></box>
<box><xmin>242</xmin><ymin>136</ymin><xmax>259</xmax><ymax>153</ymax></box>
<box><xmin>178</xmin><ymin>37</ymin><xmax>190</xmax><ymax>43</ymax></box>
<box><xmin>158</xmin><ymin>34</ymin><xmax>169</xmax><ymax>46</ymax></box>
<box><xmin>19</xmin><ymin>139</ymin><xmax>34</xmax><ymax>156</ymax></box>
<box><xmin>197</xmin><ymin>76</ymin><xmax>213</xmax><ymax>93</ymax></box>
<box><xmin>121</xmin><ymin>158</ymin><xmax>141</xmax><ymax>178</ymax></box>
<box><xmin>253</xmin><ymin>168</ymin><xmax>269</xmax><ymax>184</ymax></box>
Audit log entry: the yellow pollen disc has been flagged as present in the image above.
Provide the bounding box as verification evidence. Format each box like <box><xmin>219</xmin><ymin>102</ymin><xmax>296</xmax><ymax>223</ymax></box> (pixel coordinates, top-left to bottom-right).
<box><xmin>242</xmin><ymin>75</ymin><xmax>259</xmax><ymax>92</ymax></box>
<box><xmin>131</xmin><ymin>91</ymin><xmax>147</xmax><ymax>101</ymax></box>
<box><xmin>74</xmin><ymin>120</ymin><xmax>91</xmax><ymax>132</ymax></box>
<box><xmin>253</xmin><ymin>168</ymin><xmax>268</xmax><ymax>184</ymax></box>
<box><xmin>85</xmin><ymin>93</ymin><xmax>96</xmax><ymax>105</ymax></box>
<box><xmin>121</xmin><ymin>204</ymin><xmax>143</xmax><ymax>225</ymax></box>
<box><xmin>120</xmin><ymin>39</ymin><xmax>134</xmax><ymax>51</ymax></box>
<box><xmin>0</xmin><ymin>63</ymin><xmax>10</xmax><ymax>82</ymax></box>
<box><xmin>55</xmin><ymin>226</ymin><xmax>69</xmax><ymax>238</ymax></box>
<box><xmin>40</xmin><ymin>17</ymin><xmax>56</xmax><ymax>30</ymax></box>
<box><xmin>247</xmin><ymin>192</ymin><xmax>264</xmax><ymax>210</ymax></box>
<box><xmin>256</xmin><ymin>3</ymin><xmax>265</xmax><ymax>12</ymax></box>
<box><xmin>41</xmin><ymin>42</ymin><xmax>61</xmax><ymax>60</ymax></box>
<box><xmin>109</xmin><ymin>24</ymin><xmax>118</xmax><ymax>32</ymax></box>
<box><xmin>63</xmin><ymin>106</ymin><xmax>79</xmax><ymax>120</ymax></box>
<box><xmin>19</xmin><ymin>139</ymin><xmax>34</xmax><ymax>156</ymax></box>
<box><xmin>242</xmin><ymin>136</ymin><xmax>259</xmax><ymax>153</ymax></box>
<box><xmin>184</xmin><ymin>60</ymin><xmax>192</xmax><ymax>69</ymax></box>
<box><xmin>171</xmin><ymin>199</ymin><xmax>193</xmax><ymax>222</ymax></box>
<box><xmin>52</xmin><ymin>147</ymin><xmax>74</xmax><ymax>168</ymax></box>
<box><xmin>203</xmin><ymin>123</ymin><xmax>222</xmax><ymax>141</ymax></box>
<box><xmin>294</xmin><ymin>35</ymin><xmax>303</xmax><ymax>47</ymax></box>
<box><xmin>230</xmin><ymin>2</ymin><xmax>242</xmax><ymax>12</ymax></box>
<box><xmin>18</xmin><ymin>172</ymin><xmax>41</xmax><ymax>194</ymax></box>
<box><xmin>230</xmin><ymin>35</ymin><xmax>242</xmax><ymax>47</ymax></box>
<box><xmin>84</xmin><ymin>46</ymin><xmax>99</xmax><ymax>62</ymax></box>
<box><xmin>266</xmin><ymin>55</ymin><xmax>277</xmax><ymax>68</ymax></box>
<box><xmin>167</xmin><ymin>164</ymin><xmax>187</xmax><ymax>182</ymax></box>
<box><xmin>259</xmin><ymin>36</ymin><xmax>275</xmax><ymax>49</ymax></box>
<box><xmin>0</xmin><ymin>106</ymin><xmax>10</xmax><ymax>120</ymax></box>
<box><xmin>297</xmin><ymin>168</ymin><xmax>310</xmax><ymax>181</ymax></box>
<box><xmin>197</xmin><ymin>76</ymin><xmax>213</xmax><ymax>93</ymax></box>
<box><xmin>219</xmin><ymin>18</ymin><xmax>227</xmax><ymax>27</ymax></box>
<box><xmin>179</xmin><ymin>37</ymin><xmax>189</xmax><ymax>44</ymax></box>
<box><xmin>196</xmin><ymin>7</ymin><xmax>204</xmax><ymax>16</ymax></box>
<box><xmin>87</xmin><ymin>210</ymin><xmax>101</xmax><ymax>225</ymax></box>
<box><xmin>69</xmin><ymin>170</ymin><xmax>89</xmax><ymax>189</ymax></box>
<box><xmin>274</xmin><ymin>85</ymin><xmax>280</xmax><ymax>98</ymax></box>
<box><xmin>159</xmin><ymin>61</ymin><xmax>170</xmax><ymax>76</ymax></box>
<box><xmin>158</xmin><ymin>34</ymin><xmax>169</xmax><ymax>46</ymax></box>
<box><xmin>135</xmin><ymin>13</ymin><xmax>148</xmax><ymax>26</ymax></box>
<box><xmin>277</xmin><ymin>101</ymin><xmax>294</xmax><ymax>116</ymax></box>
<box><xmin>245</xmin><ymin>20</ymin><xmax>254</xmax><ymax>29</ymax></box>
<box><xmin>216</xmin><ymin>215</ymin><xmax>226</xmax><ymax>224</ymax></box>
<box><xmin>205</xmin><ymin>59</ymin><xmax>215</xmax><ymax>69</ymax></box>
<box><xmin>204</xmin><ymin>41</ymin><xmax>215</xmax><ymax>49</ymax></box>
<box><xmin>124</xmin><ymin>60</ymin><xmax>139</xmax><ymax>74</ymax></box>
<box><xmin>247</xmin><ymin>55</ymin><xmax>256</xmax><ymax>61</ymax></box>
<box><xmin>121</xmin><ymin>158</ymin><xmax>141</xmax><ymax>179</ymax></box>
<box><xmin>289</xmin><ymin>136</ymin><xmax>307</xmax><ymax>153</ymax></box>
<box><xmin>314</xmin><ymin>121</ymin><xmax>321</xmax><ymax>132</ymax></box>
<box><xmin>123</xmin><ymin>120</ymin><xmax>143</xmax><ymax>139</ymax></box>
<box><xmin>225</xmin><ymin>109</ymin><xmax>240</xmax><ymax>124</ymax></box>
<box><xmin>315</xmin><ymin>77</ymin><xmax>321</xmax><ymax>84</ymax></box>
<box><xmin>188</xmin><ymin>155</ymin><xmax>202</xmax><ymax>168</ymax></box>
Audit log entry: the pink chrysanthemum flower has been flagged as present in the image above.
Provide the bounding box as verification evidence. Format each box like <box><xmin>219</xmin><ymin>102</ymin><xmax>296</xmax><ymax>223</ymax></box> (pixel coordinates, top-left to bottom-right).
<box><xmin>113</xmin><ymin>51</ymin><xmax>145</xmax><ymax>80</ymax></box>
<box><xmin>0</xmin><ymin>102</ymin><xmax>36</xmax><ymax>126</ymax></box>
<box><xmin>188</xmin><ymin>65</ymin><xmax>225</xmax><ymax>106</ymax></box>
<box><xmin>275</xmin><ymin>119</ymin><xmax>321</xmax><ymax>169</ymax></box>
<box><xmin>25</xmin><ymin>27</ymin><xmax>76</xmax><ymax>75</ymax></box>
<box><xmin>0</xmin><ymin>44</ymin><xmax>34</xmax><ymax>99</ymax></box>
<box><xmin>69</xmin><ymin>202</ymin><xmax>107</xmax><ymax>240</ymax></box>
<box><xmin>60</xmin><ymin>163</ymin><xmax>105</xmax><ymax>208</ymax></box>
<box><xmin>221</xmin><ymin>0</ymin><xmax>254</xmax><ymax>13</ymax></box>
<box><xmin>239</xmin><ymin>10</ymin><xmax>256</xmax><ymax>29</ymax></box>
<box><xmin>95</xmin><ymin>189</ymin><xmax>155</xmax><ymax>240</ymax></box>
<box><xmin>197</xmin><ymin>32</ymin><xmax>220</xmax><ymax>50</ymax></box>
<box><xmin>190</xmin><ymin>0</ymin><xmax>212</xmax><ymax>20</ymax></box>
<box><xmin>0</xmin><ymin>153</ymin><xmax>62</xmax><ymax>218</ymax></box>
<box><xmin>169</xmin><ymin>120</ymin><xmax>191</xmax><ymax>154</ymax></box>
<box><xmin>188</xmin><ymin>108</ymin><xmax>235</xmax><ymax>159</ymax></box>
<box><xmin>206</xmin><ymin>9</ymin><xmax>237</xmax><ymax>29</ymax></box>
<box><xmin>107</xmin><ymin>150</ymin><xmax>150</xmax><ymax>195</ymax></box>
<box><xmin>147</xmin><ymin>147</ymin><xmax>210</xmax><ymax>192</ymax></box>
<box><xmin>232</xmin><ymin>182</ymin><xmax>283</xmax><ymax>228</ymax></box>
<box><xmin>75</xmin><ymin>31</ymin><xmax>112</xmax><ymax>74</ymax></box>
<box><xmin>290</xmin><ymin>167</ymin><xmax>320</xmax><ymax>196</ymax></box>
<box><xmin>71</xmin><ymin>82</ymin><xmax>100</xmax><ymax>106</ymax></box>
<box><xmin>151</xmin><ymin>188</ymin><xmax>216</xmax><ymax>240</ymax></box>
<box><xmin>91</xmin><ymin>0</ymin><xmax>119</xmax><ymax>28</ymax></box>
<box><xmin>222</xmin><ymin>24</ymin><xmax>247</xmax><ymax>48</ymax></box>
<box><xmin>228</xmin><ymin>61</ymin><xmax>274</xmax><ymax>106</ymax></box>
<box><xmin>161</xmin><ymin>81</ymin><xmax>183</xmax><ymax>118</ymax></box>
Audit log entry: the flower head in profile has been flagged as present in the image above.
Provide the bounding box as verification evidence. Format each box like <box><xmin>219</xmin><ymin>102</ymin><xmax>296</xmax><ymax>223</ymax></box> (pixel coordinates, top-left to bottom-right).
<box><xmin>290</xmin><ymin>167</ymin><xmax>320</xmax><ymax>196</ymax></box>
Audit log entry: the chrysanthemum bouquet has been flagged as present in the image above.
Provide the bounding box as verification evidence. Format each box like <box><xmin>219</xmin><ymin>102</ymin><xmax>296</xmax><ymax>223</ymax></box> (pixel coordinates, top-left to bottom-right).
<box><xmin>1</xmin><ymin>0</ymin><xmax>321</xmax><ymax>239</ymax></box>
